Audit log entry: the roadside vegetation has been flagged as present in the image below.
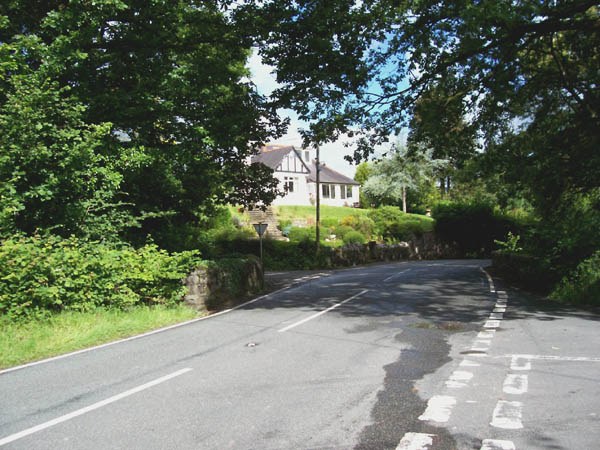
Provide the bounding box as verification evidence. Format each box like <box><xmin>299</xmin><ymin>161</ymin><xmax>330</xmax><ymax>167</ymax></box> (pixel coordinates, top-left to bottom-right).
<box><xmin>1</xmin><ymin>1</ymin><xmax>597</xmax><ymax>369</ymax></box>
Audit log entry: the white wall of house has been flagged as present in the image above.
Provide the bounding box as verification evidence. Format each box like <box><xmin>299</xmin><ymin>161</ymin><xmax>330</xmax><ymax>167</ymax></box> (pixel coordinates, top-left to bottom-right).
<box><xmin>315</xmin><ymin>182</ymin><xmax>359</xmax><ymax>207</ymax></box>
<box><xmin>271</xmin><ymin>173</ymin><xmax>312</xmax><ymax>206</ymax></box>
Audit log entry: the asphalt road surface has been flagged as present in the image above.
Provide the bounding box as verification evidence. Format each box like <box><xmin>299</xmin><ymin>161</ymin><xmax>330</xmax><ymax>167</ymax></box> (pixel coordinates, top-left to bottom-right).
<box><xmin>1</xmin><ymin>260</ymin><xmax>599</xmax><ymax>449</ymax></box>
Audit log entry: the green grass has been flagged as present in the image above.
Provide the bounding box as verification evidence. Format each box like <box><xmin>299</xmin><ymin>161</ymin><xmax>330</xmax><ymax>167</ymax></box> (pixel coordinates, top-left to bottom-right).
<box><xmin>0</xmin><ymin>305</ymin><xmax>199</xmax><ymax>370</ymax></box>
<box><xmin>274</xmin><ymin>205</ymin><xmax>370</xmax><ymax>221</ymax></box>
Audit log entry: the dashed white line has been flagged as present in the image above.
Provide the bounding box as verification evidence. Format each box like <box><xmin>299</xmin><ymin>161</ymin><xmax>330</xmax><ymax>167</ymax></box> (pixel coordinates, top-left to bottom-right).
<box><xmin>446</xmin><ymin>370</ymin><xmax>473</xmax><ymax>388</ymax></box>
<box><xmin>510</xmin><ymin>355</ymin><xmax>532</xmax><ymax>371</ymax></box>
<box><xmin>503</xmin><ymin>374</ymin><xmax>529</xmax><ymax>395</ymax></box>
<box><xmin>477</xmin><ymin>330</ymin><xmax>495</xmax><ymax>339</ymax></box>
<box><xmin>396</xmin><ymin>432</ymin><xmax>435</xmax><ymax>449</ymax></box>
<box><xmin>490</xmin><ymin>400</ymin><xmax>523</xmax><ymax>429</ymax></box>
<box><xmin>0</xmin><ymin>368</ymin><xmax>193</xmax><ymax>447</ymax></box>
<box><xmin>460</xmin><ymin>359</ymin><xmax>481</xmax><ymax>367</ymax></box>
<box><xmin>481</xmin><ymin>439</ymin><xmax>516</xmax><ymax>450</ymax></box>
<box><xmin>278</xmin><ymin>289</ymin><xmax>368</xmax><ymax>332</ymax></box>
<box><xmin>489</xmin><ymin>312</ymin><xmax>504</xmax><ymax>320</ymax></box>
<box><xmin>484</xmin><ymin>320</ymin><xmax>501</xmax><ymax>329</ymax></box>
<box><xmin>384</xmin><ymin>269</ymin><xmax>411</xmax><ymax>282</ymax></box>
<box><xmin>493</xmin><ymin>307</ymin><xmax>506</xmax><ymax>313</ymax></box>
<box><xmin>418</xmin><ymin>395</ymin><xmax>456</xmax><ymax>423</ymax></box>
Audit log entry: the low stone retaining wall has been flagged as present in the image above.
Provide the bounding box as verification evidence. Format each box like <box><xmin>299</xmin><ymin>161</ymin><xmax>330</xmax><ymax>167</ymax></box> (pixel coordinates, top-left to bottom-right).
<box><xmin>327</xmin><ymin>232</ymin><xmax>461</xmax><ymax>267</ymax></box>
<box><xmin>184</xmin><ymin>256</ymin><xmax>263</xmax><ymax>312</ymax></box>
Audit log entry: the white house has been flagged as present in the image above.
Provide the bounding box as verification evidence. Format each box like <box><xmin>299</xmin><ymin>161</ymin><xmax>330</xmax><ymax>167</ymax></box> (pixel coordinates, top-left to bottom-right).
<box><xmin>251</xmin><ymin>145</ymin><xmax>360</xmax><ymax>207</ymax></box>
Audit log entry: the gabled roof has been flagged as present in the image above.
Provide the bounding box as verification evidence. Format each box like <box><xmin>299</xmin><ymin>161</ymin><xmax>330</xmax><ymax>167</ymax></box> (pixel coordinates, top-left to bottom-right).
<box><xmin>308</xmin><ymin>161</ymin><xmax>360</xmax><ymax>185</ymax></box>
<box><xmin>251</xmin><ymin>145</ymin><xmax>311</xmax><ymax>172</ymax></box>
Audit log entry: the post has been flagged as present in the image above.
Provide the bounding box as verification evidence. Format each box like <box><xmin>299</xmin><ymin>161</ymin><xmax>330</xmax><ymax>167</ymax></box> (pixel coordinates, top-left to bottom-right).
<box><xmin>315</xmin><ymin>145</ymin><xmax>320</xmax><ymax>251</ymax></box>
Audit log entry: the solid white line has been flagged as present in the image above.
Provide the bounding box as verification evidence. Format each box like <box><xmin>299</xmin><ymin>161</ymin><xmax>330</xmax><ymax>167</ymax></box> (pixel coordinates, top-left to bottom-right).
<box><xmin>490</xmin><ymin>400</ymin><xmax>523</xmax><ymax>429</ymax></box>
<box><xmin>396</xmin><ymin>432</ymin><xmax>435</xmax><ymax>449</ymax></box>
<box><xmin>384</xmin><ymin>269</ymin><xmax>411</xmax><ymax>282</ymax></box>
<box><xmin>510</xmin><ymin>354</ymin><xmax>600</xmax><ymax>363</ymax></box>
<box><xmin>503</xmin><ymin>374</ymin><xmax>528</xmax><ymax>395</ymax></box>
<box><xmin>0</xmin><ymin>368</ymin><xmax>192</xmax><ymax>447</ymax></box>
<box><xmin>481</xmin><ymin>439</ymin><xmax>515</xmax><ymax>450</ymax></box>
<box><xmin>418</xmin><ymin>395</ymin><xmax>456</xmax><ymax>423</ymax></box>
<box><xmin>278</xmin><ymin>289</ymin><xmax>368</xmax><ymax>332</ymax></box>
<box><xmin>0</xmin><ymin>284</ymin><xmax>296</xmax><ymax>376</ymax></box>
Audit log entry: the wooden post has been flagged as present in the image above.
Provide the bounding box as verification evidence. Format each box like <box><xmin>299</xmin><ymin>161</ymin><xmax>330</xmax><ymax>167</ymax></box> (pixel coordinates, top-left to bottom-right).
<box><xmin>315</xmin><ymin>145</ymin><xmax>320</xmax><ymax>251</ymax></box>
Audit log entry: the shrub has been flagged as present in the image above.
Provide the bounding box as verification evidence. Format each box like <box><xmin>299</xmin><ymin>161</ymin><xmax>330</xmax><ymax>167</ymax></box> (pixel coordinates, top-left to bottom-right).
<box><xmin>278</xmin><ymin>219</ymin><xmax>292</xmax><ymax>231</ymax></box>
<box><xmin>550</xmin><ymin>251</ymin><xmax>600</xmax><ymax>305</ymax></box>
<box><xmin>332</xmin><ymin>225</ymin><xmax>354</xmax><ymax>241</ymax></box>
<box><xmin>340</xmin><ymin>214</ymin><xmax>375</xmax><ymax>238</ymax></box>
<box><xmin>367</xmin><ymin>206</ymin><xmax>405</xmax><ymax>224</ymax></box>
<box><xmin>321</xmin><ymin>218</ymin><xmax>339</xmax><ymax>228</ymax></box>
<box><xmin>0</xmin><ymin>234</ymin><xmax>205</xmax><ymax>320</ymax></box>
<box><xmin>432</xmin><ymin>200</ymin><xmax>517</xmax><ymax>256</ymax></box>
<box><xmin>287</xmin><ymin>227</ymin><xmax>314</xmax><ymax>242</ymax></box>
<box><xmin>381</xmin><ymin>221</ymin><xmax>423</xmax><ymax>242</ymax></box>
<box><xmin>343</xmin><ymin>231</ymin><xmax>366</xmax><ymax>245</ymax></box>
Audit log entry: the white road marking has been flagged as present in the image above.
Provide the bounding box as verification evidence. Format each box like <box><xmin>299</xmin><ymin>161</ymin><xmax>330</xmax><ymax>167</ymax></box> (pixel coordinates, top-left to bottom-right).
<box><xmin>509</xmin><ymin>354</ymin><xmax>600</xmax><ymax>363</ymax></box>
<box><xmin>481</xmin><ymin>439</ymin><xmax>516</xmax><ymax>450</ymax></box>
<box><xmin>396</xmin><ymin>432</ymin><xmax>435</xmax><ymax>449</ymax></box>
<box><xmin>484</xmin><ymin>320</ymin><xmax>501</xmax><ymax>328</ymax></box>
<box><xmin>0</xmin><ymin>282</ymin><xmax>299</xmax><ymax>376</ymax></box>
<box><xmin>278</xmin><ymin>289</ymin><xmax>368</xmax><ymax>332</ymax></box>
<box><xmin>510</xmin><ymin>355</ymin><xmax>532</xmax><ymax>371</ymax></box>
<box><xmin>493</xmin><ymin>307</ymin><xmax>506</xmax><ymax>313</ymax></box>
<box><xmin>418</xmin><ymin>395</ymin><xmax>456</xmax><ymax>423</ymax></box>
<box><xmin>479</xmin><ymin>267</ymin><xmax>495</xmax><ymax>292</ymax></box>
<box><xmin>477</xmin><ymin>330</ymin><xmax>495</xmax><ymax>340</ymax></box>
<box><xmin>490</xmin><ymin>400</ymin><xmax>523</xmax><ymax>429</ymax></box>
<box><xmin>384</xmin><ymin>269</ymin><xmax>411</xmax><ymax>282</ymax></box>
<box><xmin>503</xmin><ymin>374</ymin><xmax>528</xmax><ymax>395</ymax></box>
<box><xmin>0</xmin><ymin>368</ymin><xmax>192</xmax><ymax>447</ymax></box>
<box><xmin>489</xmin><ymin>312</ymin><xmax>504</xmax><ymax>320</ymax></box>
<box><xmin>471</xmin><ymin>340</ymin><xmax>491</xmax><ymax>351</ymax></box>
<box><xmin>497</xmin><ymin>290</ymin><xmax>507</xmax><ymax>295</ymax></box>
<box><xmin>460</xmin><ymin>359</ymin><xmax>480</xmax><ymax>367</ymax></box>
<box><xmin>446</xmin><ymin>370</ymin><xmax>473</xmax><ymax>388</ymax></box>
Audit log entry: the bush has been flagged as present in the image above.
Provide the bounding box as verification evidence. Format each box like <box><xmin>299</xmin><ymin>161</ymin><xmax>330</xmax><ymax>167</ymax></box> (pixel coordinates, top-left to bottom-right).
<box><xmin>321</xmin><ymin>218</ymin><xmax>339</xmax><ymax>228</ymax></box>
<box><xmin>367</xmin><ymin>206</ymin><xmax>405</xmax><ymax>224</ymax></box>
<box><xmin>381</xmin><ymin>221</ymin><xmax>423</xmax><ymax>242</ymax></box>
<box><xmin>343</xmin><ymin>231</ymin><xmax>366</xmax><ymax>245</ymax></box>
<box><xmin>332</xmin><ymin>225</ymin><xmax>354</xmax><ymax>241</ymax></box>
<box><xmin>278</xmin><ymin>219</ymin><xmax>292</xmax><ymax>231</ymax></box>
<box><xmin>550</xmin><ymin>251</ymin><xmax>600</xmax><ymax>305</ymax></box>
<box><xmin>340</xmin><ymin>214</ymin><xmax>375</xmax><ymax>238</ymax></box>
<box><xmin>433</xmin><ymin>200</ymin><xmax>517</xmax><ymax>256</ymax></box>
<box><xmin>287</xmin><ymin>227</ymin><xmax>314</xmax><ymax>242</ymax></box>
<box><xmin>0</xmin><ymin>234</ymin><xmax>205</xmax><ymax>320</ymax></box>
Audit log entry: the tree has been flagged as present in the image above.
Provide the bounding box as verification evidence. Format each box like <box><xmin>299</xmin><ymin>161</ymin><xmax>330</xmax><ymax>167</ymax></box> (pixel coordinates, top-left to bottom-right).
<box><xmin>246</xmin><ymin>0</ymin><xmax>599</xmax><ymax>213</ymax></box>
<box><xmin>0</xmin><ymin>1</ymin><xmax>286</xmax><ymax>239</ymax></box>
<box><xmin>363</xmin><ymin>144</ymin><xmax>446</xmax><ymax>212</ymax></box>
<box><xmin>353</xmin><ymin>161</ymin><xmax>372</xmax><ymax>208</ymax></box>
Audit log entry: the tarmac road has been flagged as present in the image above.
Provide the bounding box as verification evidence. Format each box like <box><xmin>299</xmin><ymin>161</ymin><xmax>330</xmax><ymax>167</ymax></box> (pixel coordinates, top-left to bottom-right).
<box><xmin>1</xmin><ymin>260</ymin><xmax>599</xmax><ymax>449</ymax></box>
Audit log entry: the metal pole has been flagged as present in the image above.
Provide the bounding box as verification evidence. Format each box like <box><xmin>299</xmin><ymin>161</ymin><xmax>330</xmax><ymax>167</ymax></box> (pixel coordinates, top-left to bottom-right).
<box><xmin>259</xmin><ymin>234</ymin><xmax>263</xmax><ymax>267</ymax></box>
<box><xmin>315</xmin><ymin>145</ymin><xmax>320</xmax><ymax>251</ymax></box>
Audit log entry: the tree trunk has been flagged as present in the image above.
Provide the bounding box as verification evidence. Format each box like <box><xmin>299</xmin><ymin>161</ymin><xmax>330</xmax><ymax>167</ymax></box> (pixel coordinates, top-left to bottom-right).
<box><xmin>402</xmin><ymin>186</ymin><xmax>407</xmax><ymax>213</ymax></box>
<box><xmin>440</xmin><ymin>177</ymin><xmax>446</xmax><ymax>197</ymax></box>
<box><xmin>446</xmin><ymin>176</ymin><xmax>451</xmax><ymax>197</ymax></box>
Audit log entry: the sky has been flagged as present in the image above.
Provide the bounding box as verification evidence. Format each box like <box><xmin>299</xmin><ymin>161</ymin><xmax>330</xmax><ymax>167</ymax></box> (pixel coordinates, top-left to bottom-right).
<box><xmin>247</xmin><ymin>51</ymin><xmax>400</xmax><ymax>178</ymax></box>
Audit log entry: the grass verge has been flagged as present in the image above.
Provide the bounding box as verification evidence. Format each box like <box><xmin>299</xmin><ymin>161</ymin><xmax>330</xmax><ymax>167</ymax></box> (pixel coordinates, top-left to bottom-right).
<box><xmin>0</xmin><ymin>304</ymin><xmax>199</xmax><ymax>370</ymax></box>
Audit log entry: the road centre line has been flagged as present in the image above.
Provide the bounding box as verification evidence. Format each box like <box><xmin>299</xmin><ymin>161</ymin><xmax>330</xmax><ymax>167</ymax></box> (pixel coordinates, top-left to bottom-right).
<box><xmin>490</xmin><ymin>400</ymin><xmax>523</xmax><ymax>429</ymax></box>
<box><xmin>278</xmin><ymin>289</ymin><xmax>369</xmax><ymax>332</ymax></box>
<box><xmin>480</xmin><ymin>439</ymin><xmax>515</xmax><ymax>450</ymax></box>
<box><xmin>384</xmin><ymin>269</ymin><xmax>411</xmax><ymax>282</ymax></box>
<box><xmin>418</xmin><ymin>395</ymin><xmax>456</xmax><ymax>423</ymax></box>
<box><xmin>0</xmin><ymin>368</ymin><xmax>192</xmax><ymax>447</ymax></box>
<box><xmin>503</xmin><ymin>374</ymin><xmax>528</xmax><ymax>395</ymax></box>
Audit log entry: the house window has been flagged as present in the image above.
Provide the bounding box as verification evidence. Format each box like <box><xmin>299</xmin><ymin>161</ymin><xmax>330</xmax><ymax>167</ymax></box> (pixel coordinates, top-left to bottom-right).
<box><xmin>322</xmin><ymin>184</ymin><xmax>330</xmax><ymax>198</ymax></box>
<box><xmin>340</xmin><ymin>185</ymin><xmax>346</xmax><ymax>199</ymax></box>
<box><xmin>284</xmin><ymin>176</ymin><xmax>294</xmax><ymax>193</ymax></box>
<box><xmin>347</xmin><ymin>186</ymin><xmax>352</xmax><ymax>198</ymax></box>
<box><xmin>331</xmin><ymin>185</ymin><xmax>336</xmax><ymax>199</ymax></box>
<box><xmin>304</xmin><ymin>151</ymin><xmax>309</xmax><ymax>162</ymax></box>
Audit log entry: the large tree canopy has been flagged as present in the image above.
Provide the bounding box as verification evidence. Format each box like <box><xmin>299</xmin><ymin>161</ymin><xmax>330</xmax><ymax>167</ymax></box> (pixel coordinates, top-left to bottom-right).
<box><xmin>0</xmin><ymin>1</ymin><xmax>286</xmax><ymax>238</ymax></box>
<box><xmin>244</xmin><ymin>0</ymin><xmax>599</xmax><ymax>211</ymax></box>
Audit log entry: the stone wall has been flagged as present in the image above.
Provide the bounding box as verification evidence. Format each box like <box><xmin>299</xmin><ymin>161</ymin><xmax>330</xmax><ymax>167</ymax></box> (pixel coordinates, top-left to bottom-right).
<box><xmin>183</xmin><ymin>256</ymin><xmax>263</xmax><ymax>312</ymax></box>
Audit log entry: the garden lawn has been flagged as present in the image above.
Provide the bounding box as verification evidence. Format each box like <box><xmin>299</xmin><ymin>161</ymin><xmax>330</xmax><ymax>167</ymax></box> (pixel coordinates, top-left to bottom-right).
<box><xmin>274</xmin><ymin>205</ymin><xmax>370</xmax><ymax>221</ymax></box>
<box><xmin>0</xmin><ymin>305</ymin><xmax>199</xmax><ymax>370</ymax></box>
